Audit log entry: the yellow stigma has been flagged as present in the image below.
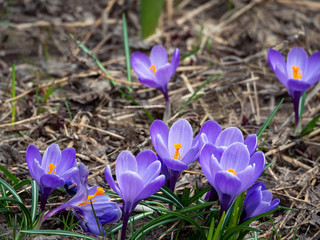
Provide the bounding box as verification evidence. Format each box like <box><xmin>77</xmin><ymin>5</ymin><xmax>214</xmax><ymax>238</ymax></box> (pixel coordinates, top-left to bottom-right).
<box><xmin>292</xmin><ymin>66</ymin><xmax>302</xmax><ymax>79</ymax></box>
<box><xmin>150</xmin><ymin>64</ymin><xmax>156</xmax><ymax>76</ymax></box>
<box><xmin>173</xmin><ymin>143</ymin><xmax>182</xmax><ymax>160</ymax></box>
<box><xmin>227</xmin><ymin>168</ymin><xmax>237</xmax><ymax>175</ymax></box>
<box><xmin>78</xmin><ymin>187</ymin><xmax>105</xmax><ymax>206</ymax></box>
<box><xmin>47</xmin><ymin>163</ymin><xmax>56</xmax><ymax>174</ymax></box>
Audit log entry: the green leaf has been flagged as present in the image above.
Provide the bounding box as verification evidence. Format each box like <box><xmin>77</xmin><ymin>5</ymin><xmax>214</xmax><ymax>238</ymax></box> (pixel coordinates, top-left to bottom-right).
<box><xmin>181</xmin><ymin>47</ymin><xmax>200</xmax><ymax>61</ymax></box>
<box><xmin>159</xmin><ymin>186</ymin><xmax>184</xmax><ymax>209</ymax></box>
<box><xmin>0</xmin><ymin>178</ymin><xmax>23</xmax><ymax>203</ymax></box>
<box><xmin>140</xmin><ymin>0</ymin><xmax>164</xmax><ymax>39</ymax></box>
<box><xmin>207</xmin><ymin>215</ymin><xmax>215</xmax><ymax>240</ymax></box>
<box><xmin>20</xmin><ymin>229</ymin><xmax>96</xmax><ymax>240</ymax></box>
<box><xmin>300</xmin><ymin>113</ymin><xmax>320</xmax><ymax>137</ymax></box>
<box><xmin>212</xmin><ymin>211</ymin><xmax>225</xmax><ymax>240</ymax></box>
<box><xmin>222</xmin><ymin>226</ymin><xmax>260</xmax><ymax>240</ymax></box>
<box><xmin>239</xmin><ymin>207</ymin><xmax>279</xmax><ymax>227</ymax></box>
<box><xmin>43</xmin><ymin>81</ymin><xmax>54</xmax><ymax>103</ymax></box>
<box><xmin>30</xmin><ymin>180</ymin><xmax>39</xmax><ymax>223</ymax></box>
<box><xmin>0</xmin><ymin>165</ymin><xmax>20</xmax><ymax>184</ymax></box>
<box><xmin>298</xmin><ymin>91</ymin><xmax>306</xmax><ymax>121</ymax></box>
<box><xmin>257</xmin><ymin>98</ymin><xmax>284</xmax><ymax>140</ymax></box>
<box><xmin>227</xmin><ymin>192</ymin><xmax>245</xmax><ymax>230</ymax></box>
<box><xmin>122</xmin><ymin>13</ymin><xmax>132</xmax><ymax>93</ymax></box>
<box><xmin>11</xmin><ymin>64</ymin><xmax>16</xmax><ymax>124</ymax></box>
<box><xmin>187</xmin><ymin>186</ymin><xmax>211</xmax><ymax>205</ymax></box>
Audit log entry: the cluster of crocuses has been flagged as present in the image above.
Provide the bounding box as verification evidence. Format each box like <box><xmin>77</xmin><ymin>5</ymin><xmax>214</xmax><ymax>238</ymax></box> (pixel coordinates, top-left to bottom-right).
<box><xmin>26</xmin><ymin>119</ymin><xmax>279</xmax><ymax>238</ymax></box>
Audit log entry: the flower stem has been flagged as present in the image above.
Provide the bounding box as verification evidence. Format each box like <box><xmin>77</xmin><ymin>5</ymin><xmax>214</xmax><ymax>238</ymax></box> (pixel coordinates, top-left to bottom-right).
<box><xmin>121</xmin><ymin>211</ymin><xmax>130</xmax><ymax>240</ymax></box>
<box><xmin>40</xmin><ymin>194</ymin><xmax>48</xmax><ymax>212</ymax></box>
<box><xmin>163</xmin><ymin>92</ymin><xmax>170</xmax><ymax>122</ymax></box>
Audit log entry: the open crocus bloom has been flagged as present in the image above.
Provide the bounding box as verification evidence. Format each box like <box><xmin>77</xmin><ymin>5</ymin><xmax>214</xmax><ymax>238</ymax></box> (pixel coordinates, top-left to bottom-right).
<box><xmin>150</xmin><ymin>119</ymin><xmax>199</xmax><ymax>191</ymax></box>
<box><xmin>26</xmin><ymin>144</ymin><xmax>78</xmax><ymax>210</ymax></box>
<box><xmin>130</xmin><ymin>45</ymin><xmax>180</xmax><ymax>101</ymax></box>
<box><xmin>268</xmin><ymin>47</ymin><xmax>320</xmax><ymax>126</ymax></box>
<box><xmin>199</xmin><ymin>142</ymin><xmax>265</xmax><ymax>212</ymax></box>
<box><xmin>44</xmin><ymin>163</ymin><xmax>121</xmax><ymax>236</ymax></box>
<box><xmin>194</xmin><ymin>120</ymin><xmax>258</xmax><ymax>156</ymax></box>
<box><xmin>240</xmin><ymin>181</ymin><xmax>279</xmax><ymax>223</ymax></box>
<box><xmin>105</xmin><ymin>150</ymin><xmax>165</xmax><ymax>216</ymax></box>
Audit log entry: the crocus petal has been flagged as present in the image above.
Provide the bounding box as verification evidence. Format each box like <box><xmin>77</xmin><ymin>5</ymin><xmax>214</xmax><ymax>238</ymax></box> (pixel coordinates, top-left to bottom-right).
<box><xmin>104</xmin><ymin>165</ymin><xmax>122</xmax><ymax>197</ymax></box>
<box><xmin>162</xmin><ymin>157</ymin><xmax>188</xmax><ymax>171</ymax></box>
<box><xmin>220</xmin><ymin>143</ymin><xmax>250</xmax><ymax>172</ymax></box>
<box><xmin>270</xmin><ymin>199</ymin><xmax>280</xmax><ymax>210</ymax></box>
<box><xmin>99</xmin><ymin>203</ymin><xmax>122</xmax><ymax>224</ymax></box>
<box><xmin>215</xmin><ymin>127</ymin><xmax>244</xmax><ymax>147</ymax></box>
<box><xmin>154</xmin><ymin>134</ymin><xmax>171</xmax><ymax>160</ymax></box>
<box><xmin>168</xmin><ymin>119</ymin><xmax>193</xmax><ymax>158</ymax></box>
<box><xmin>155</xmin><ymin>63</ymin><xmax>172</xmax><ymax>93</ymax></box>
<box><xmin>136</xmin><ymin>175</ymin><xmax>165</xmax><ymax>201</ymax></box>
<box><xmin>41</xmin><ymin>144</ymin><xmax>61</xmax><ymax>170</ymax></box>
<box><xmin>130</xmin><ymin>52</ymin><xmax>154</xmax><ymax>80</ymax></box>
<box><xmin>249</xmin><ymin>151</ymin><xmax>266</xmax><ymax>180</ymax></box>
<box><xmin>141</xmin><ymin>160</ymin><xmax>162</xmax><ymax>186</ymax></box>
<box><xmin>244</xmin><ymin>135</ymin><xmax>258</xmax><ymax>156</ymax></box>
<box><xmin>116</xmin><ymin>151</ymin><xmax>138</xmax><ymax>180</ymax></box>
<box><xmin>267</xmin><ymin>49</ymin><xmax>288</xmax><ymax>87</ymax></box>
<box><xmin>136</xmin><ymin>150</ymin><xmax>158</xmax><ymax>177</ymax></box>
<box><xmin>150</xmin><ymin>120</ymin><xmax>169</xmax><ymax>150</ymax></box>
<box><xmin>170</xmin><ymin>48</ymin><xmax>180</xmax><ymax>76</ymax></box>
<box><xmin>83</xmin><ymin>213</ymin><xmax>106</xmax><ymax>236</ymax></box>
<box><xmin>117</xmin><ymin>171</ymin><xmax>144</xmax><ymax>203</ymax></box>
<box><xmin>57</xmin><ymin>148</ymin><xmax>77</xmax><ymax>175</ymax></box>
<box><xmin>60</xmin><ymin>166</ymin><xmax>79</xmax><ymax>183</ymax></box>
<box><xmin>199</xmin><ymin>120</ymin><xmax>222</xmax><ymax>145</ymax></box>
<box><xmin>235</xmin><ymin>165</ymin><xmax>255</xmax><ymax>194</ymax></box>
<box><xmin>304</xmin><ymin>51</ymin><xmax>320</xmax><ymax>85</ymax></box>
<box><xmin>287</xmin><ymin>79</ymin><xmax>311</xmax><ymax>92</ymax></box>
<box><xmin>26</xmin><ymin>145</ymin><xmax>43</xmax><ymax>182</ymax></box>
<box><xmin>40</xmin><ymin>174</ymin><xmax>65</xmax><ymax>189</ymax></box>
<box><xmin>286</xmin><ymin>47</ymin><xmax>308</xmax><ymax>80</ymax></box>
<box><xmin>150</xmin><ymin>45</ymin><xmax>168</xmax><ymax>70</ymax></box>
<box><xmin>262</xmin><ymin>190</ymin><xmax>273</xmax><ymax>202</ymax></box>
<box><xmin>139</xmin><ymin>78</ymin><xmax>160</xmax><ymax>89</ymax></box>
<box><xmin>181</xmin><ymin>142</ymin><xmax>199</xmax><ymax>166</ymax></box>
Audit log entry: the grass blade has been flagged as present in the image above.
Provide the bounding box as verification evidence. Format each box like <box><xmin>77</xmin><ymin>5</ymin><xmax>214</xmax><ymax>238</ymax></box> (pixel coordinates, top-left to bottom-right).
<box><xmin>0</xmin><ymin>165</ymin><xmax>20</xmax><ymax>184</ymax></box>
<box><xmin>212</xmin><ymin>211</ymin><xmax>225</xmax><ymax>240</ymax></box>
<box><xmin>256</xmin><ymin>98</ymin><xmax>284</xmax><ymax>140</ymax></box>
<box><xmin>64</xmin><ymin>100</ymin><xmax>73</xmax><ymax>121</ymax></box>
<box><xmin>122</xmin><ymin>13</ymin><xmax>132</xmax><ymax>93</ymax></box>
<box><xmin>300</xmin><ymin>113</ymin><xmax>320</xmax><ymax>137</ymax></box>
<box><xmin>30</xmin><ymin>180</ymin><xmax>39</xmax><ymax>223</ymax></box>
<box><xmin>20</xmin><ymin>229</ymin><xmax>96</xmax><ymax>240</ymax></box>
<box><xmin>140</xmin><ymin>0</ymin><xmax>164</xmax><ymax>39</ymax></box>
<box><xmin>11</xmin><ymin>64</ymin><xmax>16</xmax><ymax>125</ymax></box>
<box><xmin>298</xmin><ymin>91</ymin><xmax>306</xmax><ymax>121</ymax></box>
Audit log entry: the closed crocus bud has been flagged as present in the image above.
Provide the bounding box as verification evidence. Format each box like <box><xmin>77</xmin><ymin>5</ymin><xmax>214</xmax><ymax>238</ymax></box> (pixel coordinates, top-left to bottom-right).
<box><xmin>26</xmin><ymin>144</ymin><xmax>78</xmax><ymax>210</ymax></box>
<box><xmin>268</xmin><ymin>47</ymin><xmax>320</xmax><ymax>127</ymax></box>
<box><xmin>240</xmin><ymin>181</ymin><xmax>279</xmax><ymax>223</ymax></box>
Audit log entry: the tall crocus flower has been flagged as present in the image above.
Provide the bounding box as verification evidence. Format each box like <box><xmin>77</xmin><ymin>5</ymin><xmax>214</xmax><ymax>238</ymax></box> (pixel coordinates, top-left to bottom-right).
<box><xmin>268</xmin><ymin>47</ymin><xmax>320</xmax><ymax>128</ymax></box>
<box><xmin>26</xmin><ymin>144</ymin><xmax>78</xmax><ymax>210</ymax></box>
<box><xmin>44</xmin><ymin>163</ymin><xmax>121</xmax><ymax>236</ymax></box>
<box><xmin>199</xmin><ymin>142</ymin><xmax>265</xmax><ymax>212</ymax></box>
<box><xmin>131</xmin><ymin>45</ymin><xmax>180</xmax><ymax>120</ymax></box>
<box><xmin>104</xmin><ymin>150</ymin><xmax>165</xmax><ymax>240</ymax></box>
<box><xmin>194</xmin><ymin>120</ymin><xmax>258</xmax><ymax>156</ymax></box>
<box><xmin>150</xmin><ymin>119</ymin><xmax>199</xmax><ymax>192</ymax></box>
<box><xmin>240</xmin><ymin>181</ymin><xmax>279</xmax><ymax>223</ymax></box>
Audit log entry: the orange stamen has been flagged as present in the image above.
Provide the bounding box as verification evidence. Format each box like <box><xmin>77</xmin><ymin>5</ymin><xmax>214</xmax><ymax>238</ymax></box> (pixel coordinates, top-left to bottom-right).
<box><xmin>47</xmin><ymin>163</ymin><xmax>56</xmax><ymax>174</ymax></box>
<box><xmin>78</xmin><ymin>187</ymin><xmax>105</xmax><ymax>206</ymax></box>
<box><xmin>292</xmin><ymin>66</ymin><xmax>302</xmax><ymax>79</ymax></box>
<box><xmin>173</xmin><ymin>143</ymin><xmax>182</xmax><ymax>160</ymax></box>
<box><xmin>227</xmin><ymin>168</ymin><xmax>237</xmax><ymax>175</ymax></box>
<box><xmin>150</xmin><ymin>64</ymin><xmax>156</xmax><ymax>76</ymax></box>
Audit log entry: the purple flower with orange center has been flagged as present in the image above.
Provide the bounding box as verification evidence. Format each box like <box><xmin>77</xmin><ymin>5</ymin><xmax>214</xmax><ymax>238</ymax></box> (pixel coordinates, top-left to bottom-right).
<box><xmin>240</xmin><ymin>181</ymin><xmax>279</xmax><ymax>223</ymax></box>
<box><xmin>104</xmin><ymin>150</ymin><xmax>165</xmax><ymax>240</ymax></box>
<box><xmin>268</xmin><ymin>47</ymin><xmax>320</xmax><ymax>127</ymax></box>
<box><xmin>131</xmin><ymin>45</ymin><xmax>180</xmax><ymax>120</ymax></box>
<box><xmin>194</xmin><ymin>120</ymin><xmax>258</xmax><ymax>156</ymax></box>
<box><xmin>150</xmin><ymin>119</ymin><xmax>199</xmax><ymax>192</ymax></box>
<box><xmin>199</xmin><ymin>142</ymin><xmax>265</xmax><ymax>212</ymax></box>
<box><xmin>44</xmin><ymin>163</ymin><xmax>121</xmax><ymax>236</ymax></box>
<box><xmin>26</xmin><ymin>144</ymin><xmax>78</xmax><ymax>210</ymax></box>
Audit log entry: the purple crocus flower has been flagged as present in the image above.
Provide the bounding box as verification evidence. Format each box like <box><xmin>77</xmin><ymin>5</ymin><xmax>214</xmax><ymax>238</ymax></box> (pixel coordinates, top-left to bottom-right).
<box><xmin>104</xmin><ymin>150</ymin><xmax>165</xmax><ymax>240</ymax></box>
<box><xmin>199</xmin><ymin>142</ymin><xmax>265</xmax><ymax>212</ymax></box>
<box><xmin>268</xmin><ymin>47</ymin><xmax>320</xmax><ymax>127</ymax></box>
<box><xmin>240</xmin><ymin>181</ymin><xmax>279</xmax><ymax>223</ymax></box>
<box><xmin>131</xmin><ymin>45</ymin><xmax>180</xmax><ymax>120</ymax></box>
<box><xmin>150</xmin><ymin>119</ymin><xmax>199</xmax><ymax>192</ymax></box>
<box><xmin>44</xmin><ymin>163</ymin><xmax>121</xmax><ymax>236</ymax></box>
<box><xmin>26</xmin><ymin>144</ymin><xmax>78</xmax><ymax>210</ymax></box>
<box><xmin>194</xmin><ymin>120</ymin><xmax>258</xmax><ymax>156</ymax></box>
